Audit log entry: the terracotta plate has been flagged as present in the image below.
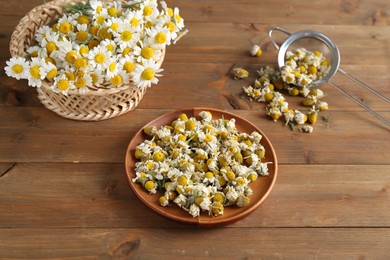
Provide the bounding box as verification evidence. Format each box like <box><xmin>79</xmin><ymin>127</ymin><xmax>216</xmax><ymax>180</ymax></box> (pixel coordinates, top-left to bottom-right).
<box><xmin>125</xmin><ymin>108</ymin><xmax>278</xmax><ymax>227</ymax></box>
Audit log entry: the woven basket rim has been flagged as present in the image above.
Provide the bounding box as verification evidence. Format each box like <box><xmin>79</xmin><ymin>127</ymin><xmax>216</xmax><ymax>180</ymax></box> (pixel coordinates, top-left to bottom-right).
<box><xmin>9</xmin><ymin>0</ymin><xmax>166</xmax><ymax>96</ymax></box>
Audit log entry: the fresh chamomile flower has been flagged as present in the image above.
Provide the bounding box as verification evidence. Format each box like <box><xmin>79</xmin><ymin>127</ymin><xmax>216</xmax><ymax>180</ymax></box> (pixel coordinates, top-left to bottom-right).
<box><xmin>41</xmin><ymin>61</ymin><xmax>58</xmax><ymax>80</ymax></box>
<box><xmin>40</xmin><ymin>31</ymin><xmax>60</xmax><ymax>56</ymax></box>
<box><xmin>131</xmin><ymin>59</ymin><xmax>163</xmax><ymax>88</ymax></box>
<box><xmin>133</xmin><ymin>40</ymin><xmax>162</xmax><ymax>63</ymax></box>
<box><xmin>52</xmin><ymin>73</ymin><xmax>74</xmax><ymax>95</ymax></box>
<box><xmin>4</xmin><ymin>57</ymin><xmax>29</xmax><ymax>80</ymax></box>
<box><xmin>140</xmin><ymin>0</ymin><xmax>159</xmax><ymax>19</ymax></box>
<box><xmin>34</xmin><ymin>25</ymin><xmax>52</xmax><ymax>43</ymax></box>
<box><xmin>105</xmin><ymin>16</ymin><xmax>124</xmax><ymax>34</ymax></box>
<box><xmin>74</xmin><ymin>73</ymin><xmax>92</xmax><ymax>94</ymax></box>
<box><xmin>100</xmin><ymin>39</ymin><xmax>117</xmax><ymax>54</ymax></box>
<box><xmin>89</xmin><ymin>70</ymin><xmax>105</xmax><ymax>86</ymax></box>
<box><xmin>108</xmin><ymin>69</ymin><xmax>129</xmax><ymax>88</ymax></box>
<box><xmin>173</xmin><ymin>7</ymin><xmax>185</xmax><ymax>30</ymax></box>
<box><xmin>26</xmin><ymin>57</ymin><xmax>46</xmax><ymax>87</ymax></box>
<box><xmin>57</xmin><ymin>14</ymin><xmax>75</xmax><ymax>35</ymax></box>
<box><xmin>26</xmin><ymin>46</ymin><xmax>42</xmax><ymax>58</ymax></box>
<box><xmin>89</xmin><ymin>0</ymin><xmax>107</xmax><ymax>17</ymax></box>
<box><xmin>119</xmin><ymin>56</ymin><xmax>136</xmax><ymax>74</ymax></box>
<box><xmin>125</xmin><ymin>9</ymin><xmax>144</xmax><ymax>31</ymax></box>
<box><xmin>146</xmin><ymin>25</ymin><xmax>172</xmax><ymax>48</ymax></box>
<box><xmin>105</xmin><ymin>57</ymin><xmax>120</xmax><ymax>79</ymax></box>
<box><xmin>74</xmin><ymin>24</ymin><xmax>91</xmax><ymax>43</ymax></box>
<box><xmin>113</xmin><ymin>22</ymin><xmax>140</xmax><ymax>49</ymax></box>
<box><xmin>55</xmin><ymin>39</ymin><xmax>78</xmax><ymax>65</ymax></box>
<box><xmin>88</xmin><ymin>45</ymin><xmax>111</xmax><ymax>71</ymax></box>
<box><xmin>160</xmin><ymin>14</ymin><xmax>178</xmax><ymax>41</ymax></box>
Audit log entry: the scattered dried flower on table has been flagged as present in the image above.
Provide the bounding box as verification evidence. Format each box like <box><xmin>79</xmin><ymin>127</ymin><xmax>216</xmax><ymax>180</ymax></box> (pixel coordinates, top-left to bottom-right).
<box><xmin>241</xmin><ymin>47</ymin><xmax>331</xmax><ymax>133</ymax></box>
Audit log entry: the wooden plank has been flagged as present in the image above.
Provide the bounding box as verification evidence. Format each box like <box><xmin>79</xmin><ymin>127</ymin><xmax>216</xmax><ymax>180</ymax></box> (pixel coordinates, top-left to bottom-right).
<box><xmin>1</xmin><ymin>21</ymin><xmax>390</xmax><ymax>65</ymax></box>
<box><xmin>0</xmin><ymin>227</ymin><xmax>389</xmax><ymax>259</ymax></box>
<box><xmin>0</xmin><ymin>0</ymin><xmax>389</xmax><ymax>26</ymax></box>
<box><xmin>1</xmin><ymin>59</ymin><xmax>389</xmax><ymax>111</ymax></box>
<box><xmin>0</xmin><ymin>163</ymin><xmax>388</xmax><ymax>228</ymax></box>
<box><xmin>0</xmin><ymin>108</ymin><xmax>389</xmax><ymax>164</ymax></box>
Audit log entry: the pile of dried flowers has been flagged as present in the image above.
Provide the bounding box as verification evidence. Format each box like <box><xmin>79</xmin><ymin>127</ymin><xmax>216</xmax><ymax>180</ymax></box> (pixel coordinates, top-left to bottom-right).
<box><xmin>132</xmin><ymin>111</ymin><xmax>271</xmax><ymax>217</ymax></box>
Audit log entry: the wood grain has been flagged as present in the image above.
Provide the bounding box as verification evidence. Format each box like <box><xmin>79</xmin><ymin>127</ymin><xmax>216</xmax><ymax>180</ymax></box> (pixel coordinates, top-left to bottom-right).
<box><xmin>0</xmin><ymin>0</ymin><xmax>389</xmax><ymax>258</ymax></box>
<box><xmin>0</xmin><ymin>228</ymin><xmax>389</xmax><ymax>259</ymax></box>
<box><xmin>0</xmin><ymin>163</ymin><xmax>388</xmax><ymax>228</ymax></box>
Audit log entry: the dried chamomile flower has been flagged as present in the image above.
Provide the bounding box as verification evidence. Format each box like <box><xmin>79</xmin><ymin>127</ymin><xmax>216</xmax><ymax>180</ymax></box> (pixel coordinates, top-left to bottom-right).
<box><xmin>299</xmin><ymin>125</ymin><xmax>314</xmax><ymax>134</ymax></box>
<box><xmin>132</xmin><ymin>111</ymin><xmax>271</xmax><ymax>217</ymax></box>
<box><xmin>232</xmin><ymin>67</ymin><xmax>249</xmax><ymax>80</ymax></box>
<box><xmin>250</xmin><ymin>44</ymin><xmax>262</xmax><ymax>57</ymax></box>
<box><xmin>242</xmin><ymin>63</ymin><xmax>329</xmax><ymax>133</ymax></box>
<box><xmin>281</xmin><ymin>48</ymin><xmax>330</xmax><ymax>88</ymax></box>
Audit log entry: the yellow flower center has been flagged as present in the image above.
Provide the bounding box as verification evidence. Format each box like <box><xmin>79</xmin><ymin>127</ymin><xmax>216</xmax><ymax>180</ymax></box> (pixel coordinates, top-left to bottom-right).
<box><xmin>74</xmin><ymin>58</ymin><xmax>87</xmax><ymax>69</ymax></box>
<box><xmin>122</xmin><ymin>47</ymin><xmax>132</xmax><ymax>56</ymax></box>
<box><xmin>107</xmin><ymin>6</ymin><xmax>117</xmax><ymax>17</ymax></box>
<box><xmin>167</xmin><ymin>7</ymin><xmax>173</xmax><ymax>17</ymax></box>
<box><xmin>96</xmin><ymin>6</ymin><xmax>102</xmax><ymax>14</ymax></box>
<box><xmin>75</xmin><ymin>77</ymin><xmax>86</xmax><ymax>88</ymax></box>
<box><xmin>65</xmin><ymin>72</ymin><xmax>75</xmax><ymax>81</ymax></box>
<box><xmin>110</xmin><ymin>74</ymin><xmax>123</xmax><ymax>86</ymax></box>
<box><xmin>123</xmin><ymin>61</ymin><xmax>135</xmax><ymax>73</ymax></box>
<box><xmin>89</xmin><ymin>25</ymin><xmax>99</xmax><ymax>36</ymax></box>
<box><xmin>88</xmin><ymin>39</ymin><xmax>100</xmax><ymax>49</ymax></box>
<box><xmin>46</xmin><ymin>68</ymin><xmax>58</xmax><ymax>79</ymax></box>
<box><xmin>57</xmin><ymin>79</ymin><xmax>70</xmax><ymax>91</ymax></box>
<box><xmin>90</xmin><ymin>73</ymin><xmax>98</xmax><ymax>84</ymax></box>
<box><xmin>29</xmin><ymin>66</ymin><xmax>40</xmax><ymax>79</ymax></box>
<box><xmin>76</xmin><ymin>70</ymin><xmax>85</xmax><ymax>78</ymax></box>
<box><xmin>12</xmin><ymin>64</ymin><xmax>23</xmax><ymax>74</ymax></box>
<box><xmin>145</xmin><ymin>21</ymin><xmax>153</xmax><ymax>28</ymax></box>
<box><xmin>155</xmin><ymin>32</ymin><xmax>166</xmax><ymax>44</ymax></box>
<box><xmin>130</xmin><ymin>18</ymin><xmax>139</xmax><ymax>27</ymax></box>
<box><xmin>143</xmin><ymin>6</ymin><xmax>153</xmax><ymax>16</ymax></box>
<box><xmin>121</xmin><ymin>30</ymin><xmax>132</xmax><ymax>42</ymax></box>
<box><xmin>165</xmin><ymin>22</ymin><xmax>175</xmax><ymax>32</ymax></box>
<box><xmin>141</xmin><ymin>47</ymin><xmax>154</xmax><ymax>59</ymax></box>
<box><xmin>110</xmin><ymin>23</ymin><xmax>119</xmax><ymax>31</ymax></box>
<box><xmin>141</xmin><ymin>68</ymin><xmax>155</xmax><ymax>80</ymax></box>
<box><xmin>98</xmin><ymin>27</ymin><xmax>112</xmax><ymax>39</ymax></box>
<box><xmin>79</xmin><ymin>45</ymin><xmax>89</xmax><ymax>56</ymax></box>
<box><xmin>106</xmin><ymin>44</ymin><xmax>115</xmax><ymax>52</ymax></box>
<box><xmin>109</xmin><ymin>62</ymin><xmax>117</xmax><ymax>72</ymax></box>
<box><xmin>96</xmin><ymin>15</ymin><xmax>105</xmax><ymax>25</ymax></box>
<box><xmin>204</xmin><ymin>134</ymin><xmax>213</xmax><ymax>143</ymax></box>
<box><xmin>45</xmin><ymin>42</ymin><xmax>57</xmax><ymax>54</ymax></box>
<box><xmin>94</xmin><ymin>53</ymin><xmax>105</xmax><ymax>64</ymax></box>
<box><xmin>77</xmin><ymin>15</ymin><xmax>90</xmax><ymax>25</ymax></box>
<box><xmin>45</xmin><ymin>57</ymin><xmax>56</xmax><ymax>65</ymax></box>
<box><xmin>59</xmin><ymin>22</ymin><xmax>72</xmax><ymax>34</ymax></box>
<box><xmin>52</xmin><ymin>23</ymin><xmax>58</xmax><ymax>32</ymax></box>
<box><xmin>76</xmin><ymin>31</ymin><xmax>89</xmax><ymax>42</ymax></box>
<box><xmin>30</xmin><ymin>51</ymin><xmax>39</xmax><ymax>58</ymax></box>
<box><xmin>66</xmin><ymin>50</ymin><xmax>78</xmax><ymax>63</ymax></box>
<box><xmin>175</xmin><ymin>14</ymin><xmax>182</xmax><ymax>23</ymax></box>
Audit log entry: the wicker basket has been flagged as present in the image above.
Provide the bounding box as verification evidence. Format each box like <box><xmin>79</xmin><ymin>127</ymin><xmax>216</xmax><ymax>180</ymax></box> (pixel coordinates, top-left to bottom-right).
<box><xmin>9</xmin><ymin>0</ymin><xmax>165</xmax><ymax>121</ymax></box>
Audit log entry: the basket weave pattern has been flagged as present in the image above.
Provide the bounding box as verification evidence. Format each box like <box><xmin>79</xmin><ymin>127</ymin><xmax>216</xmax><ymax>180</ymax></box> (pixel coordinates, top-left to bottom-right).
<box><xmin>9</xmin><ymin>0</ymin><xmax>164</xmax><ymax>121</ymax></box>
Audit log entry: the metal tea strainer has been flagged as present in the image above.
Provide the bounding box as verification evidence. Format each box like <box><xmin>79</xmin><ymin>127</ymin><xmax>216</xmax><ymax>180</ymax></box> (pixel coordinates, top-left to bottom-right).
<box><xmin>268</xmin><ymin>26</ymin><xmax>390</xmax><ymax>127</ymax></box>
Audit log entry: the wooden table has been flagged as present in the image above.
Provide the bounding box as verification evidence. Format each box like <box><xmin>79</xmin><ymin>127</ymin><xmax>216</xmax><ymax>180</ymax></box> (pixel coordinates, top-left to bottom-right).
<box><xmin>1</xmin><ymin>0</ymin><xmax>389</xmax><ymax>258</ymax></box>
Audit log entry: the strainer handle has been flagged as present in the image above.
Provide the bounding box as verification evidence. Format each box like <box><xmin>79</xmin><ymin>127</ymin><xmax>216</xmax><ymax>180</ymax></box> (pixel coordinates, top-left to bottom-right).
<box><xmin>268</xmin><ymin>27</ymin><xmax>291</xmax><ymax>50</ymax></box>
